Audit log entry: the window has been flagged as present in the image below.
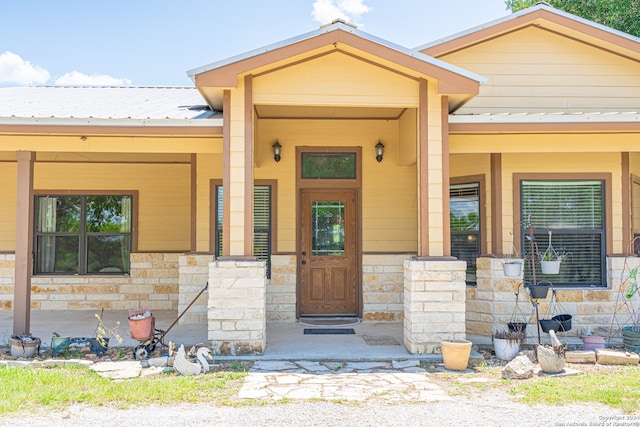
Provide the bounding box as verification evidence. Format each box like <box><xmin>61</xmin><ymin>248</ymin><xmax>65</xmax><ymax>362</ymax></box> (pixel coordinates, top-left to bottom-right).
<box><xmin>215</xmin><ymin>184</ymin><xmax>273</xmax><ymax>278</ymax></box>
<box><xmin>450</xmin><ymin>182</ymin><xmax>481</xmax><ymax>285</ymax></box>
<box><xmin>632</xmin><ymin>177</ymin><xmax>640</xmax><ymax>255</ymax></box>
<box><xmin>301</xmin><ymin>152</ymin><xmax>357</xmax><ymax>179</ymax></box>
<box><xmin>34</xmin><ymin>195</ymin><xmax>132</xmax><ymax>275</ymax></box>
<box><xmin>520</xmin><ymin>180</ymin><xmax>605</xmax><ymax>287</ymax></box>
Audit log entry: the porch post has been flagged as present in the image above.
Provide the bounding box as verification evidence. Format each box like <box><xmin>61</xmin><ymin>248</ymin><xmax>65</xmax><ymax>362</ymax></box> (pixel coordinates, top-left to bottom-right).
<box><xmin>13</xmin><ymin>151</ymin><xmax>34</xmax><ymax>336</ymax></box>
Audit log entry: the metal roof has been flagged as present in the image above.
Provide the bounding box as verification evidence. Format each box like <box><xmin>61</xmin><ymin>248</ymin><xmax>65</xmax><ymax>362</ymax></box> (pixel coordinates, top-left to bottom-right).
<box><xmin>415</xmin><ymin>3</ymin><xmax>640</xmax><ymax>52</ymax></box>
<box><xmin>450</xmin><ymin>111</ymin><xmax>640</xmax><ymax>124</ymax></box>
<box><xmin>187</xmin><ymin>19</ymin><xmax>487</xmax><ymax>85</ymax></box>
<box><xmin>0</xmin><ymin>86</ymin><xmax>222</xmax><ymax>126</ymax></box>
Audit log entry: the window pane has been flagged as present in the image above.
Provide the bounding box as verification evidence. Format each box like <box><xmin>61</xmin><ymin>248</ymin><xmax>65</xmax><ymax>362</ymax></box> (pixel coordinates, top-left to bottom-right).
<box><xmin>87</xmin><ymin>235</ymin><xmax>131</xmax><ymax>273</ymax></box>
<box><xmin>301</xmin><ymin>153</ymin><xmax>356</xmax><ymax>179</ymax></box>
<box><xmin>450</xmin><ymin>182</ymin><xmax>480</xmax><ymax>285</ymax></box>
<box><xmin>312</xmin><ymin>201</ymin><xmax>345</xmax><ymax>256</ymax></box>
<box><xmin>521</xmin><ymin>180</ymin><xmax>605</xmax><ymax>287</ymax></box>
<box><xmin>35</xmin><ymin>196</ymin><xmax>81</xmax><ymax>232</ymax></box>
<box><xmin>35</xmin><ymin>235</ymin><xmax>79</xmax><ymax>274</ymax></box>
<box><xmin>86</xmin><ymin>196</ymin><xmax>131</xmax><ymax>232</ymax></box>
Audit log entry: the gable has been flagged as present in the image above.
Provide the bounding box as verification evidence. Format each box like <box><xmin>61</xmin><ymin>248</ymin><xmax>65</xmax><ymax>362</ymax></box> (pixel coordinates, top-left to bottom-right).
<box><xmin>253</xmin><ymin>51</ymin><xmax>420</xmax><ymax>108</ymax></box>
<box><xmin>438</xmin><ymin>26</ymin><xmax>640</xmax><ymax>114</ymax></box>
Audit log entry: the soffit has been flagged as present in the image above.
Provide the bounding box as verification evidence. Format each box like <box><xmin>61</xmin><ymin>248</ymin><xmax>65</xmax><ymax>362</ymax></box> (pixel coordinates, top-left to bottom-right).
<box><xmin>255</xmin><ymin>105</ymin><xmax>406</xmax><ymax>120</ymax></box>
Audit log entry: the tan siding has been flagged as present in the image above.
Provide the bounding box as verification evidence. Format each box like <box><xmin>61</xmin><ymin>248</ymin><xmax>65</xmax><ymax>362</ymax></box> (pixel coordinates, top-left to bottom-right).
<box><xmin>253</xmin><ymin>52</ymin><xmax>420</xmax><ymax>108</ymax></box>
<box><xmin>256</xmin><ymin>118</ymin><xmax>417</xmax><ymax>253</ymax></box>
<box><xmin>34</xmin><ymin>162</ymin><xmax>191</xmax><ymax>251</ymax></box>
<box><xmin>440</xmin><ymin>26</ymin><xmax>640</xmax><ymax>114</ymax></box>
<box><xmin>0</xmin><ymin>162</ymin><xmax>17</xmax><ymax>251</ymax></box>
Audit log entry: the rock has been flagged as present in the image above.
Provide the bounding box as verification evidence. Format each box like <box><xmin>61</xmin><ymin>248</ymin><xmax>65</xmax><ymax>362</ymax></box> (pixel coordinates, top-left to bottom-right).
<box><xmin>502</xmin><ymin>355</ymin><xmax>535</xmax><ymax>379</ymax></box>
<box><xmin>596</xmin><ymin>349</ymin><xmax>640</xmax><ymax>365</ymax></box>
<box><xmin>468</xmin><ymin>349</ymin><xmax>485</xmax><ymax>367</ymax></box>
<box><xmin>537</xmin><ymin>345</ymin><xmax>565</xmax><ymax>373</ymax></box>
<box><xmin>565</xmin><ymin>350</ymin><xmax>596</xmax><ymax>364</ymax></box>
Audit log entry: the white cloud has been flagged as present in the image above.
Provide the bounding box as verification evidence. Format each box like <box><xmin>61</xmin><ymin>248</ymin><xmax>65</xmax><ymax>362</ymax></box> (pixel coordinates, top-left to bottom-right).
<box><xmin>0</xmin><ymin>51</ymin><xmax>50</xmax><ymax>85</ymax></box>
<box><xmin>312</xmin><ymin>0</ymin><xmax>371</xmax><ymax>25</ymax></box>
<box><xmin>54</xmin><ymin>71</ymin><xmax>132</xmax><ymax>86</ymax></box>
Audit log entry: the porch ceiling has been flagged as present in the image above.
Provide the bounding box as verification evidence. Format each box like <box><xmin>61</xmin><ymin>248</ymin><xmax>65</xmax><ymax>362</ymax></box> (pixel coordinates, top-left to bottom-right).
<box><xmin>255</xmin><ymin>105</ymin><xmax>407</xmax><ymax>120</ymax></box>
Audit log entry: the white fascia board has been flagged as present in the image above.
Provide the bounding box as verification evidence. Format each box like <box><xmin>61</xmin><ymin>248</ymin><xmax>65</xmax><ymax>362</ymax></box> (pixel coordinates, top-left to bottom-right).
<box><xmin>0</xmin><ymin>117</ymin><xmax>223</xmax><ymax>127</ymax></box>
<box><xmin>449</xmin><ymin>112</ymin><xmax>640</xmax><ymax>124</ymax></box>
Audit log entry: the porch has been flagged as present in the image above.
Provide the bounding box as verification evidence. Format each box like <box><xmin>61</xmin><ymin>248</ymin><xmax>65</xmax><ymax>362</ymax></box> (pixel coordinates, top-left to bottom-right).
<box><xmin>0</xmin><ymin>310</ymin><xmax>442</xmax><ymax>361</ymax></box>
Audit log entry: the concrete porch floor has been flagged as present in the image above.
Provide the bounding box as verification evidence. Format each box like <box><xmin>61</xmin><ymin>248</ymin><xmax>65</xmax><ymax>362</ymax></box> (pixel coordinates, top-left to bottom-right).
<box><xmin>0</xmin><ymin>310</ymin><xmax>453</xmax><ymax>361</ymax></box>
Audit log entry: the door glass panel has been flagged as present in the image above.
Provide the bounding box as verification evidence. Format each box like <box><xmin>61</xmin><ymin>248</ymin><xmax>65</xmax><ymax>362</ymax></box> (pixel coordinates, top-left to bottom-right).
<box><xmin>311</xmin><ymin>201</ymin><xmax>345</xmax><ymax>256</ymax></box>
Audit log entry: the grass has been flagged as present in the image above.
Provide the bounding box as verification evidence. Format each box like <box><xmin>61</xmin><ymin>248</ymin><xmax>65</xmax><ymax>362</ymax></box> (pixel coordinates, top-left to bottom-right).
<box><xmin>508</xmin><ymin>366</ymin><xmax>640</xmax><ymax>413</ymax></box>
<box><xmin>0</xmin><ymin>365</ymin><xmax>247</xmax><ymax>415</ymax></box>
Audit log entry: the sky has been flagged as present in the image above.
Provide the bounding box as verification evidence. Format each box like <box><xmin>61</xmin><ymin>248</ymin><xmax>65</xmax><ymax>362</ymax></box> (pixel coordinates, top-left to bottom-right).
<box><xmin>0</xmin><ymin>0</ymin><xmax>510</xmax><ymax>88</ymax></box>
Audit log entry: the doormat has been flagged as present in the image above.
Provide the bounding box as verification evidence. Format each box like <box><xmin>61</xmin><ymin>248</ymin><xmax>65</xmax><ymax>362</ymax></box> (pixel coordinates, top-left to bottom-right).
<box><xmin>299</xmin><ymin>317</ymin><xmax>360</xmax><ymax>327</ymax></box>
<box><xmin>304</xmin><ymin>328</ymin><xmax>356</xmax><ymax>335</ymax></box>
<box><xmin>362</xmin><ymin>335</ymin><xmax>401</xmax><ymax>346</ymax></box>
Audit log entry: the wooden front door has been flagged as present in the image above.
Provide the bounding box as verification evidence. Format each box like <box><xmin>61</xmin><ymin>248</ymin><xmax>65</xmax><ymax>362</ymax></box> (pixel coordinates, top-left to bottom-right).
<box><xmin>298</xmin><ymin>189</ymin><xmax>357</xmax><ymax>316</ymax></box>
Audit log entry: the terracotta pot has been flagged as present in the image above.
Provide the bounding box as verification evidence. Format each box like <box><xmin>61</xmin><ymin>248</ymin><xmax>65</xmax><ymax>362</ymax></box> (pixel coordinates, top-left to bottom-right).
<box><xmin>441</xmin><ymin>339</ymin><xmax>472</xmax><ymax>371</ymax></box>
<box><xmin>128</xmin><ymin>314</ymin><xmax>154</xmax><ymax>340</ymax></box>
<box><xmin>622</xmin><ymin>326</ymin><xmax>640</xmax><ymax>353</ymax></box>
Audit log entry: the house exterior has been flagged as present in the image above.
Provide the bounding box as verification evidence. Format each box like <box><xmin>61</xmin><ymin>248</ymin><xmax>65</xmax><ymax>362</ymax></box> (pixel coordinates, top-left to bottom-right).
<box><xmin>2</xmin><ymin>4</ymin><xmax>640</xmax><ymax>355</ymax></box>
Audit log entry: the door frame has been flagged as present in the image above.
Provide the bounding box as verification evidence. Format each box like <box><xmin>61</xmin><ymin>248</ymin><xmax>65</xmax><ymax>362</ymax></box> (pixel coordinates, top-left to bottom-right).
<box><xmin>296</xmin><ymin>146</ymin><xmax>362</xmax><ymax>318</ymax></box>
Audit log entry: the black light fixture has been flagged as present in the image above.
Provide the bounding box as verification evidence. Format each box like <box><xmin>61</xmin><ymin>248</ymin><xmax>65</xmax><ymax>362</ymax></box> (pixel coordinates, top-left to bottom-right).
<box><xmin>272</xmin><ymin>140</ymin><xmax>282</xmax><ymax>163</ymax></box>
<box><xmin>375</xmin><ymin>140</ymin><xmax>384</xmax><ymax>163</ymax></box>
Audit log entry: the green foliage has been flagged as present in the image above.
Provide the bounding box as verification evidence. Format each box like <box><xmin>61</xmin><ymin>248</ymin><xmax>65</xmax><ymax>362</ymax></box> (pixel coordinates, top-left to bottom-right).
<box><xmin>510</xmin><ymin>366</ymin><xmax>640</xmax><ymax>413</ymax></box>
<box><xmin>450</xmin><ymin>212</ymin><xmax>479</xmax><ymax>231</ymax></box>
<box><xmin>0</xmin><ymin>365</ymin><xmax>247</xmax><ymax>414</ymax></box>
<box><xmin>505</xmin><ymin>0</ymin><xmax>640</xmax><ymax>37</ymax></box>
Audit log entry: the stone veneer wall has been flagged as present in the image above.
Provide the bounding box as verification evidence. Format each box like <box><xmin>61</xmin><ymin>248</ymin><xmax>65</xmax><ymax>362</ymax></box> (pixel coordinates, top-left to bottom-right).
<box><xmin>177</xmin><ymin>254</ymin><xmax>211</xmax><ymax>324</ymax></box>
<box><xmin>470</xmin><ymin>256</ymin><xmax>640</xmax><ymax>341</ymax></box>
<box><xmin>362</xmin><ymin>254</ymin><xmax>407</xmax><ymax>321</ymax></box>
<box><xmin>404</xmin><ymin>259</ymin><xmax>467</xmax><ymax>354</ymax></box>
<box><xmin>0</xmin><ymin>253</ymin><xmax>179</xmax><ymax>311</ymax></box>
<box><xmin>267</xmin><ymin>255</ymin><xmax>296</xmax><ymax>321</ymax></box>
<box><xmin>208</xmin><ymin>260</ymin><xmax>266</xmax><ymax>355</ymax></box>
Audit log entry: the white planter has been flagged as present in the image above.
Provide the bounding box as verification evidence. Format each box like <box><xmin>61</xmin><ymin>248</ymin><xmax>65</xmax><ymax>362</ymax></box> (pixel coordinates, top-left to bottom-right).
<box><xmin>493</xmin><ymin>338</ymin><xmax>520</xmax><ymax>361</ymax></box>
<box><xmin>502</xmin><ymin>261</ymin><xmax>522</xmax><ymax>277</ymax></box>
<box><xmin>540</xmin><ymin>260</ymin><xmax>561</xmax><ymax>274</ymax></box>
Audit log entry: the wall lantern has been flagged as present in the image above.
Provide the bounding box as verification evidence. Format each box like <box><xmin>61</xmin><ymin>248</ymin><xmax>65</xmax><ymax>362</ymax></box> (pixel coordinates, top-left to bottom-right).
<box><xmin>375</xmin><ymin>140</ymin><xmax>384</xmax><ymax>163</ymax></box>
<box><xmin>272</xmin><ymin>140</ymin><xmax>282</xmax><ymax>163</ymax></box>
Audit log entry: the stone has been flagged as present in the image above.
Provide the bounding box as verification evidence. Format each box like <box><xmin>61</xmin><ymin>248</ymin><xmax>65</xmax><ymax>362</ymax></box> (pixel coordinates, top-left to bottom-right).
<box><xmin>565</xmin><ymin>350</ymin><xmax>596</xmax><ymax>364</ymax></box>
<box><xmin>596</xmin><ymin>349</ymin><xmax>640</xmax><ymax>365</ymax></box>
<box><xmin>537</xmin><ymin>345</ymin><xmax>566</xmax><ymax>374</ymax></box>
<box><xmin>468</xmin><ymin>349</ymin><xmax>485</xmax><ymax>367</ymax></box>
<box><xmin>502</xmin><ymin>355</ymin><xmax>535</xmax><ymax>379</ymax></box>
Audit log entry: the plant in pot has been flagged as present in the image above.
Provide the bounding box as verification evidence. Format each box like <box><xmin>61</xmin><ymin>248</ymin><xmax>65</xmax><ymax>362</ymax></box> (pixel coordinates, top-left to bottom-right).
<box><xmin>621</xmin><ymin>267</ymin><xmax>640</xmax><ymax>353</ymax></box>
<box><xmin>493</xmin><ymin>328</ymin><xmax>525</xmax><ymax>361</ymax></box>
<box><xmin>580</xmin><ymin>326</ymin><xmax>606</xmax><ymax>351</ymax></box>
<box><xmin>538</xmin><ymin>230</ymin><xmax>570</xmax><ymax>275</ymax></box>
<box><xmin>501</xmin><ymin>232</ymin><xmax>523</xmax><ymax>278</ymax></box>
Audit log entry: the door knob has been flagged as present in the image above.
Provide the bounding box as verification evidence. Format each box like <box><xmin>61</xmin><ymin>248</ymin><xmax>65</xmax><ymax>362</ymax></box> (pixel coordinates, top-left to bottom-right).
<box><xmin>302</xmin><ymin>251</ymin><xmax>307</xmax><ymax>256</ymax></box>
<box><xmin>301</xmin><ymin>260</ymin><xmax>307</xmax><ymax>265</ymax></box>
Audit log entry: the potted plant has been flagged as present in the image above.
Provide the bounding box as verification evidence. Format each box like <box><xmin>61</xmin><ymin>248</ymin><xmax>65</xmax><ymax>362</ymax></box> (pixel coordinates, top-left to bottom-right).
<box><xmin>538</xmin><ymin>230</ymin><xmax>570</xmax><ymax>275</ymax></box>
<box><xmin>10</xmin><ymin>335</ymin><xmax>41</xmax><ymax>358</ymax></box>
<box><xmin>493</xmin><ymin>328</ymin><xmax>525</xmax><ymax>361</ymax></box>
<box><xmin>501</xmin><ymin>232</ymin><xmax>523</xmax><ymax>277</ymax></box>
<box><xmin>621</xmin><ymin>267</ymin><xmax>640</xmax><ymax>353</ymax></box>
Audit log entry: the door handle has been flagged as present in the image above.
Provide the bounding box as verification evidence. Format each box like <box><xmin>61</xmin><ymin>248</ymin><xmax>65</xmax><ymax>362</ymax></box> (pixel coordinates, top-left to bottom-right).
<box><xmin>301</xmin><ymin>260</ymin><xmax>307</xmax><ymax>265</ymax></box>
<box><xmin>302</xmin><ymin>251</ymin><xmax>306</xmax><ymax>256</ymax></box>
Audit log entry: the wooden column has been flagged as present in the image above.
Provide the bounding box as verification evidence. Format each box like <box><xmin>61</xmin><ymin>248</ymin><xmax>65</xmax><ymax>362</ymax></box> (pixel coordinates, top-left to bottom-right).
<box><xmin>622</xmin><ymin>152</ymin><xmax>631</xmax><ymax>254</ymax></box>
<box><xmin>417</xmin><ymin>78</ymin><xmax>429</xmax><ymax>257</ymax></box>
<box><xmin>14</xmin><ymin>151</ymin><xmax>34</xmax><ymax>336</ymax></box>
<box><xmin>491</xmin><ymin>153</ymin><xmax>503</xmax><ymax>255</ymax></box>
<box><xmin>244</xmin><ymin>74</ymin><xmax>254</xmax><ymax>256</ymax></box>
<box><xmin>222</xmin><ymin>90</ymin><xmax>231</xmax><ymax>256</ymax></box>
<box><xmin>441</xmin><ymin>96</ymin><xmax>451</xmax><ymax>256</ymax></box>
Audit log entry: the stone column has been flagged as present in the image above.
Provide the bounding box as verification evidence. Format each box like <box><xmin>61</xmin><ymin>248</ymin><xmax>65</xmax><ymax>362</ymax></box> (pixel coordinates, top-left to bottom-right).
<box><xmin>178</xmin><ymin>254</ymin><xmax>212</xmax><ymax>324</ymax></box>
<box><xmin>403</xmin><ymin>258</ymin><xmax>466</xmax><ymax>353</ymax></box>
<box><xmin>208</xmin><ymin>259</ymin><xmax>266</xmax><ymax>355</ymax></box>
